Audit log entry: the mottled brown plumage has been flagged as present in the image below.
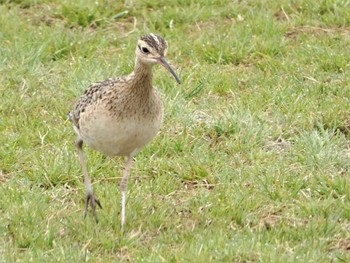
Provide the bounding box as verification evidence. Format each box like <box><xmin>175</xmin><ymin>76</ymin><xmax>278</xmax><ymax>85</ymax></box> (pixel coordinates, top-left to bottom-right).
<box><xmin>69</xmin><ymin>33</ymin><xmax>180</xmax><ymax>226</ymax></box>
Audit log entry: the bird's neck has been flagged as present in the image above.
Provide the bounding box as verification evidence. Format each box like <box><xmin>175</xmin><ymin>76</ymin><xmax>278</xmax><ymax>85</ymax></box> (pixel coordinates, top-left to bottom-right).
<box><xmin>130</xmin><ymin>59</ymin><xmax>153</xmax><ymax>89</ymax></box>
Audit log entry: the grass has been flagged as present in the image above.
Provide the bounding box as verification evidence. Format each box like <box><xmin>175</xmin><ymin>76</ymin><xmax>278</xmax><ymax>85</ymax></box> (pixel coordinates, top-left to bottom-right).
<box><xmin>1</xmin><ymin>0</ymin><xmax>350</xmax><ymax>261</ymax></box>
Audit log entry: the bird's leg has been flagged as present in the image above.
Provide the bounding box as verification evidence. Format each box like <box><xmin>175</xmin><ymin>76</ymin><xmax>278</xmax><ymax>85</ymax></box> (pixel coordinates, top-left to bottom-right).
<box><xmin>120</xmin><ymin>156</ymin><xmax>134</xmax><ymax>227</ymax></box>
<box><xmin>75</xmin><ymin>138</ymin><xmax>102</xmax><ymax>223</ymax></box>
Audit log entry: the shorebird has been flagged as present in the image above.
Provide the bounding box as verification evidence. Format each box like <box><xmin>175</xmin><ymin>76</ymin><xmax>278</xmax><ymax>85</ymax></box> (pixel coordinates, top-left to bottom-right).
<box><xmin>69</xmin><ymin>33</ymin><xmax>180</xmax><ymax>226</ymax></box>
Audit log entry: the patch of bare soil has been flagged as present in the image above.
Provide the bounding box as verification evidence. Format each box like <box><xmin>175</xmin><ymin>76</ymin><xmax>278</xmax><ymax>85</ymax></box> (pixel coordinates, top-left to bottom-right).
<box><xmin>182</xmin><ymin>178</ymin><xmax>215</xmax><ymax>190</ymax></box>
<box><xmin>332</xmin><ymin>237</ymin><xmax>350</xmax><ymax>252</ymax></box>
<box><xmin>0</xmin><ymin>170</ymin><xmax>12</xmax><ymax>183</ymax></box>
<box><xmin>286</xmin><ymin>26</ymin><xmax>350</xmax><ymax>39</ymax></box>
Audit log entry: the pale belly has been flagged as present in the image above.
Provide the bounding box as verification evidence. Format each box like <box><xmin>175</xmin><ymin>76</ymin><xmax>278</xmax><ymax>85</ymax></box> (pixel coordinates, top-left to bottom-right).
<box><xmin>79</xmin><ymin>113</ymin><xmax>163</xmax><ymax>157</ymax></box>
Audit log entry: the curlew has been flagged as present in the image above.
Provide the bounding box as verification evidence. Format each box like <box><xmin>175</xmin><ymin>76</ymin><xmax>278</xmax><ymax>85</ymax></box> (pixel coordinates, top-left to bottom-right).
<box><xmin>69</xmin><ymin>33</ymin><xmax>180</xmax><ymax>226</ymax></box>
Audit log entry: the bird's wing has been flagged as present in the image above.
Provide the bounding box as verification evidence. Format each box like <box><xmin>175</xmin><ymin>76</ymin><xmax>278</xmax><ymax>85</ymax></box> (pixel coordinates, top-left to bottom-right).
<box><xmin>69</xmin><ymin>78</ymin><xmax>122</xmax><ymax>129</ymax></box>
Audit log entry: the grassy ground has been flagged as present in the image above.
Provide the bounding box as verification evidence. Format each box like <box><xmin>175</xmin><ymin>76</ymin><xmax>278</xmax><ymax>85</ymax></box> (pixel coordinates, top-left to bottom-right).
<box><xmin>1</xmin><ymin>0</ymin><xmax>350</xmax><ymax>261</ymax></box>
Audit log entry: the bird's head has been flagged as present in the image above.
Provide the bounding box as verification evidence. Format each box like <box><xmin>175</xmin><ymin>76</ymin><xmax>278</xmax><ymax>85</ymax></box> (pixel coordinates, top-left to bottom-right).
<box><xmin>136</xmin><ymin>33</ymin><xmax>181</xmax><ymax>84</ymax></box>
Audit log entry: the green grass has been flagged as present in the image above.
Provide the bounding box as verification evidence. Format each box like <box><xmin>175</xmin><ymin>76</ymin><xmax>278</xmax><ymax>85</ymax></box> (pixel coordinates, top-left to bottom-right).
<box><xmin>1</xmin><ymin>0</ymin><xmax>350</xmax><ymax>261</ymax></box>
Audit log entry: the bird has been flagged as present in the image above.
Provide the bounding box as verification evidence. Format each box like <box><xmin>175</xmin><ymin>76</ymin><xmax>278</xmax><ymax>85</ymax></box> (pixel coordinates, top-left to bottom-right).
<box><xmin>69</xmin><ymin>33</ymin><xmax>181</xmax><ymax>226</ymax></box>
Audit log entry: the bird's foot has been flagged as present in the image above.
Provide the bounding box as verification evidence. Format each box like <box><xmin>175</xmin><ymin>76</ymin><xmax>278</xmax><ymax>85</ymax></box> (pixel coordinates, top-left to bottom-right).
<box><xmin>84</xmin><ymin>192</ymin><xmax>102</xmax><ymax>223</ymax></box>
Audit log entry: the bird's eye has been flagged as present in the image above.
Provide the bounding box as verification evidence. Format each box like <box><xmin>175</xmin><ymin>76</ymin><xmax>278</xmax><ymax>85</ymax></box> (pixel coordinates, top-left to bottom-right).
<box><xmin>141</xmin><ymin>47</ymin><xmax>150</xmax><ymax>54</ymax></box>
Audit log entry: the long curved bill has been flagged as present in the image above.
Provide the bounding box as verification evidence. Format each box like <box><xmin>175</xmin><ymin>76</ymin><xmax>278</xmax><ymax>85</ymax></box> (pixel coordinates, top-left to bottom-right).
<box><xmin>158</xmin><ymin>57</ymin><xmax>181</xmax><ymax>84</ymax></box>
